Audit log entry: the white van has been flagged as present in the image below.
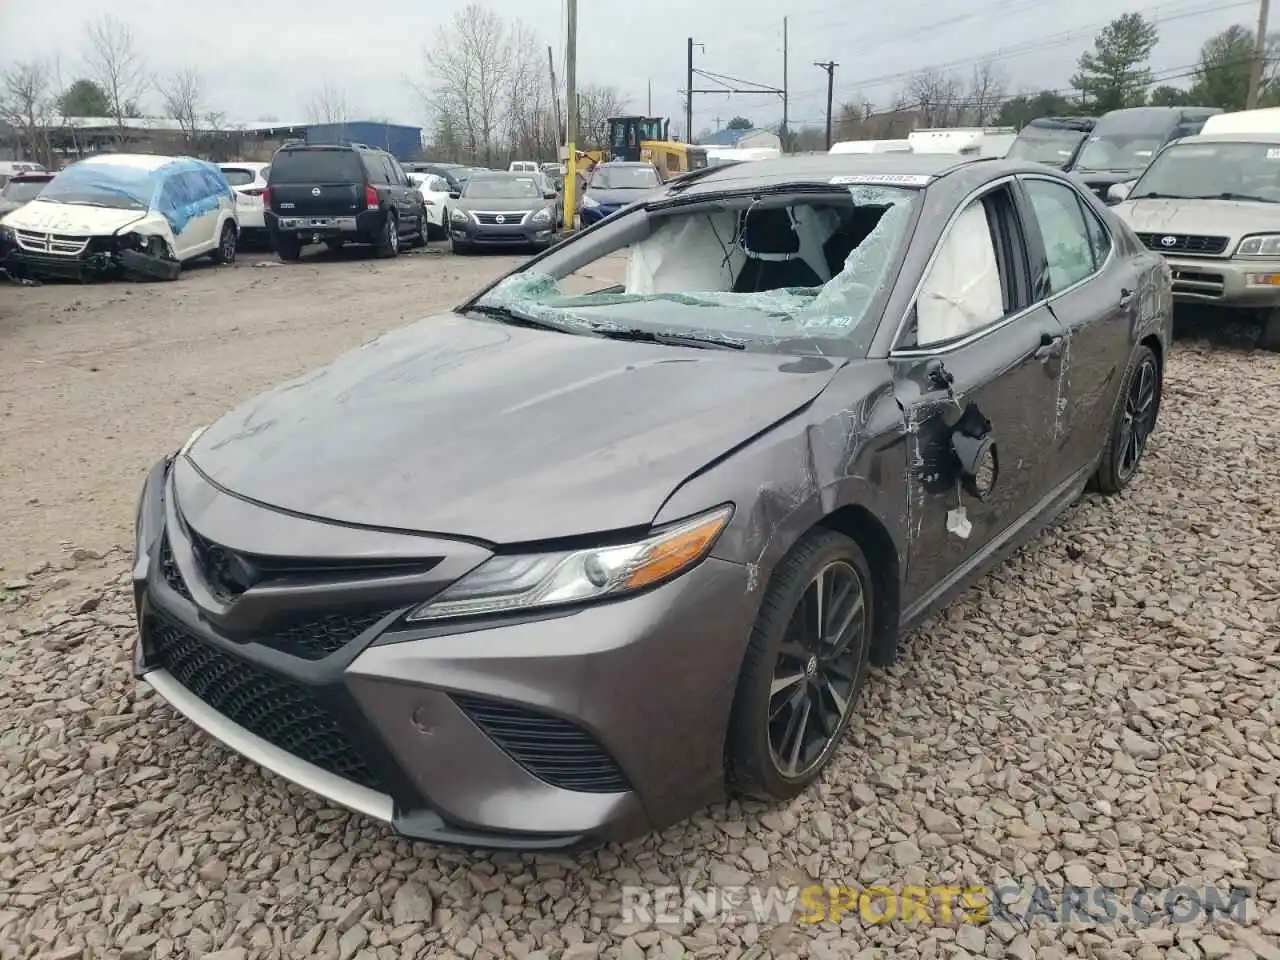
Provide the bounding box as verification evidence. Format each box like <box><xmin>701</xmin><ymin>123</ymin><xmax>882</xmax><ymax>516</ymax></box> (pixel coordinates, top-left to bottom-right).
<box><xmin>0</xmin><ymin>160</ymin><xmax>47</xmax><ymax>187</ymax></box>
<box><xmin>1200</xmin><ymin>107</ymin><xmax>1280</xmax><ymax>136</ymax></box>
<box><xmin>908</xmin><ymin>127</ymin><xmax>1017</xmax><ymax>157</ymax></box>
<box><xmin>829</xmin><ymin>139</ymin><xmax>911</xmax><ymax>155</ymax></box>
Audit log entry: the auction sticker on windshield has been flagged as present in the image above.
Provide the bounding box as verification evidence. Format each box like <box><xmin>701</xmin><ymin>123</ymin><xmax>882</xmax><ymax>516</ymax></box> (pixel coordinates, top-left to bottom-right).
<box><xmin>829</xmin><ymin>174</ymin><xmax>932</xmax><ymax>186</ymax></box>
<box><xmin>1267</xmin><ymin>148</ymin><xmax>1280</xmax><ymax>159</ymax></box>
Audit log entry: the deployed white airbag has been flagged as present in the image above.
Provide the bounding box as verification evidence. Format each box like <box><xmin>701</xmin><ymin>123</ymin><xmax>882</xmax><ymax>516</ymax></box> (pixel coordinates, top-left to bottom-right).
<box><xmin>915</xmin><ymin>201</ymin><xmax>1004</xmax><ymax>344</ymax></box>
<box><xmin>625</xmin><ymin>212</ymin><xmax>743</xmax><ymax>294</ymax></box>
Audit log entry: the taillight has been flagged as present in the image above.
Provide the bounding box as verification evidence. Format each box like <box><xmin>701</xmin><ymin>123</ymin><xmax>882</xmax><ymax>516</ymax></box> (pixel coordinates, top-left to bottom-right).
<box><xmin>261</xmin><ymin>187</ymin><xmax>272</xmax><ymax>208</ymax></box>
<box><xmin>365</xmin><ymin>185</ymin><xmax>379</xmax><ymax>209</ymax></box>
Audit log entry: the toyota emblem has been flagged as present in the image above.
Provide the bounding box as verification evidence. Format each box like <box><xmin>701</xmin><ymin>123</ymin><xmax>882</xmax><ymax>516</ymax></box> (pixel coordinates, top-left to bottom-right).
<box><xmin>1160</xmin><ymin>235</ymin><xmax>1177</xmax><ymax>247</ymax></box>
<box><xmin>311</xmin><ymin>187</ymin><xmax>321</xmax><ymax>196</ymax></box>
<box><xmin>495</xmin><ymin>214</ymin><xmax>505</xmax><ymax>223</ymax></box>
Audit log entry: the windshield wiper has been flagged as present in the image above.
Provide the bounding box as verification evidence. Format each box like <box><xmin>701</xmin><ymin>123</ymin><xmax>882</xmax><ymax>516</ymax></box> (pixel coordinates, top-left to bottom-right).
<box><xmin>1187</xmin><ymin>192</ymin><xmax>1275</xmax><ymax>204</ymax></box>
<box><xmin>468</xmin><ymin>303</ymin><xmax>579</xmax><ymax>334</ymax></box>
<box><xmin>587</xmin><ymin>326</ymin><xmax>746</xmax><ymax>350</ymax></box>
<box><xmin>1132</xmin><ymin>192</ymin><xmax>1176</xmax><ymax>199</ymax></box>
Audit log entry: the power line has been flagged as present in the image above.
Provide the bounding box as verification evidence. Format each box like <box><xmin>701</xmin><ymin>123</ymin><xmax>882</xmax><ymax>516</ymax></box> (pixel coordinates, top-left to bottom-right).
<box><xmin>784</xmin><ymin>0</ymin><xmax>1255</xmax><ymax>103</ymax></box>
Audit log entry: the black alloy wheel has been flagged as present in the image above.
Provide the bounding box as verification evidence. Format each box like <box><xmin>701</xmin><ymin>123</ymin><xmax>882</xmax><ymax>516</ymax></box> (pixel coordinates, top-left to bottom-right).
<box><xmin>728</xmin><ymin>529</ymin><xmax>873</xmax><ymax>800</ymax></box>
<box><xmin>1093</xmin><ymin>343</ymin><xmax>1160</xmax><ymax>494</ymax></box>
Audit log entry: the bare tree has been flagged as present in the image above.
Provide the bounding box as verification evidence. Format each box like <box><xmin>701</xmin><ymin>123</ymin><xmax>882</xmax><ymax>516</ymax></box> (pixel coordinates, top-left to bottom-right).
<box><xmin>2</xmin><ymin>61</ymin><xmax>57</xmax><ymax>166</ymax></box>
<box><xmin>306</xmin><ymin>82</ymin><xmax>349</xmax><ymax>125</ymax></box>
<box><xmin>419</xmin><ymin>4</ymin><xmax>523</xmax><ymax>165</ymax></box>
<box><xmin>504</xmin><ymin>21</ymin><xmax>554</xmax><ymax>160</ymax></box>
<box><xmin>576</xmin><ymin>84</ymin><xmax>629</xmax><ymax>149</ymax></box>
<box><xmin>158</xmin><ymin>66</ymin><xmax>203</xmax><ymax>146</ymax></box>
<box><xmin>84</xmin><ymin>15</ymin><xmax>149</xmax><ymax>141</ymax></box>
<box><xmin>906</xmin><ymin>68</ymin><xmax>963</xmax><ymax>127</ymax></box>
<box><xmin>966</xmin><ymin>60</ymin><xmax>1006</xmax><ymax>125</ymax></box>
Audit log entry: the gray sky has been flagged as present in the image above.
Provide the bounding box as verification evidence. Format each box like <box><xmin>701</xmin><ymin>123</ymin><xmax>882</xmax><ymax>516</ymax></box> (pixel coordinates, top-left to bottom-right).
<box><xmin>0</xmin><ymin>0</ymin><xmax>1260</xmax><ymax>136</ymax></box>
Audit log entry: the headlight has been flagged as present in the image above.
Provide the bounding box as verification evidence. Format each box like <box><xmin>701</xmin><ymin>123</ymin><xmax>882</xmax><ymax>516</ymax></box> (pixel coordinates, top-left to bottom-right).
<box><xmin>532</xmin><ymin>207</ymin><xmax>552</xmax><ymax>224</ymax></box>
<box><xmin>582</xmin><ymin>195</ymin><xmax>600</xmax><ymax>209</ymax></box>
<box><xmin>450</xmin><ymin>208</ymin><xmax>469</xmax><ymax>224</ymax></box>
<box><xmin>406</xmin><ymin>504</ymin><xmax>733</xmax><ymax>622</ymax></box>
<box><xmin>1235</xmin><ymin>234</ymin><xmax>1280</xmax><ymax>257</ymax></box>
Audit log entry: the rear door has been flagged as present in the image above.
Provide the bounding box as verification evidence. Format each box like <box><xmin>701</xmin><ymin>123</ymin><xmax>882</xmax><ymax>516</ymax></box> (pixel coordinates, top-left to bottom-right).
<box><xmin>384</xmin><ymin>155</ymin><xmax>420</xmax><ymax>227</ymax></box>
<box><xmin>892</xmin><ymin>179</ymin><xmax>1067</xmax><ymax>612</ymax></box>
<box><xmin>1016</xmin><ymin>174</ymin><xmax>1138</xmax><ymax>482</ymax></box>
<box><xmin>267</xmin><ymin>147</ymin><xmax>366</xmax><ymax>218</ymax></box>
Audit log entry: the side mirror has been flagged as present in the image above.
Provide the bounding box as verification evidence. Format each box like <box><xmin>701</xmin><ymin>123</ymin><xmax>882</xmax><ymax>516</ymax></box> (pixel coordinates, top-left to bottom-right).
<box><xmin>950</xmin><ymin>403</ymin><xmax>998</xmax><ymax>501</ymax></box>
<box><xmin>1106</xmin><ymin>182</ymin><xmax>1131</xmax><ymax>204</ymax></box>
<box><xmin>449</xmin><ymin>191</ymin><xmax>461</xmax><ymax>200</ymax></box>
<box><xmin>544</xmin><ymin>191</ymin><xmax>558</xmax><ymax>199</ymax></box>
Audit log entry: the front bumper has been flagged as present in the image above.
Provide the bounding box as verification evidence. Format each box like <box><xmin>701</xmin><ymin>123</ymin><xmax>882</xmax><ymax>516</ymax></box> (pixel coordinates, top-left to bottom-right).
<box><xmin>131</xmin><ymin>456</ymin><xmax>754</xmax><ymax>847</ymax></box>
<box><xmin>450</xmin><ymin>214</ymin><xmax>554</xmax><ymax>247</ymax></box>
<box><xmin>579</xmin><ymin>203</ymin><xmax>622</xmax><ymax>225</ymax></box>
<box><xmin>1</xmin><ymin>229</ymin><xmax>125</xmax><ymax>280</ymax></box>
<box><xmin>1157</xmin><ymin>254</ymin><xmax>1280</xmax><ymax>306</ymax></box>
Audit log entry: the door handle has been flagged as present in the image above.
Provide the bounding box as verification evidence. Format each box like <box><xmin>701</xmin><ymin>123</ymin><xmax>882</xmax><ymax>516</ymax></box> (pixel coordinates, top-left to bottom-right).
<box><xmin>1035</xmin><ymin>332</ymin><xmax>1064</xmax><ymax>362</ymax></box>
<box><xmin>1118</xmin><ymin>287</ymin><xmax>1134</xmax><ymax>308</ymax></box>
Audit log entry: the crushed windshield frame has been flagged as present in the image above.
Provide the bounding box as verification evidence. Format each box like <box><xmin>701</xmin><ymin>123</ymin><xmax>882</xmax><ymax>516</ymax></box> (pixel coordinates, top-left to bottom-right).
<box><xmin>463</xmin><ymin>183</ymin><xmax>922</xmax><ymax>358</ymax></box>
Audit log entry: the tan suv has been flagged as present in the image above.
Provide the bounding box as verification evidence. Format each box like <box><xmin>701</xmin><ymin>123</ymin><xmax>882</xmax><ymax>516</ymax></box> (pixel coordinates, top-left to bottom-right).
<box><xmin>1110</xmin><ymin>132</ymin><xmax>1280</xmax><ymax>350</ymax></box>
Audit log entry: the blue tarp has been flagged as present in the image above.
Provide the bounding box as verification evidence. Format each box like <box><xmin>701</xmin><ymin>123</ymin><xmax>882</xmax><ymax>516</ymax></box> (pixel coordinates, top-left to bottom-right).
<box><xmin>37</xmin><ymin>156</ymin><xmax>233</xmax><ymax>235</ymax></box>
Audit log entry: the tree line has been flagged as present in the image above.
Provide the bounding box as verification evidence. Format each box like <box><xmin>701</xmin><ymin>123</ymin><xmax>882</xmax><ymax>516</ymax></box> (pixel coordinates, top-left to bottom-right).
<box><xmin>4</xmin><ymin>8</ymin><xmax>1279</xmax><ymax>166</ymax></box>
<box><xmin>824</xmin><ymin>14</ymin><xmax>1280</xmax><ymax>148</ymax></box>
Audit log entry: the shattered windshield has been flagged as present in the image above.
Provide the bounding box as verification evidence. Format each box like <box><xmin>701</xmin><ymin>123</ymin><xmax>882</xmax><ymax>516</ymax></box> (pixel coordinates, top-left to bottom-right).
<box><xmin>36</xmin><ymin>162</ymin><xmax>153</xmax><ymax>210</ymax></box>
<box><xmin>1129</xmin><ymin>141</ymin><xmax>1280</xmax><ymax>202</ymax></box>
<box><xmin>590</xmin><ymin>165</ymin><xmax>660</xmax><ymax>190</ymax></box>
<box><xmin>472</xmin><ymin>185</ymin><xmax>918</xmax><ymax>356</ymax></box>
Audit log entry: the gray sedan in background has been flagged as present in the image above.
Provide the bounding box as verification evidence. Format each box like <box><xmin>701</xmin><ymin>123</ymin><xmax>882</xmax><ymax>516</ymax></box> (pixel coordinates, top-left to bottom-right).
<box><xmin>131</xmin><ymin>153</ymin><xmax>1170</xmax><ymax>849</ymax></box>
<box><xmin>448</xmin><ymin>172</ymin><xmax>559</xmax><ymax>253</ymax></box>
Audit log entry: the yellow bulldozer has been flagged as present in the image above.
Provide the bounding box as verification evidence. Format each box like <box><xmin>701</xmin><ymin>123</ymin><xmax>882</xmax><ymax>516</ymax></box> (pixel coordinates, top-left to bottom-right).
<box><xmin>577</xmin><ymin>116</ymin><xmax>708</xmax><ymax>180</ymax></box>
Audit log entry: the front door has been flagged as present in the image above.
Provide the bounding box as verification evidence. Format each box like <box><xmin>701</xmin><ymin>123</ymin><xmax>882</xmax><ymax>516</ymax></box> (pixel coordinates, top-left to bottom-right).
<box><xmin>1016</xmin><ymin>174</ymin><xmax>1141</xmax><ymax>480</ymax></box>
<box><xmin>891</xmin><ymin>180</ymin><xmax>1066</xmax><ymax>612</ymax></box>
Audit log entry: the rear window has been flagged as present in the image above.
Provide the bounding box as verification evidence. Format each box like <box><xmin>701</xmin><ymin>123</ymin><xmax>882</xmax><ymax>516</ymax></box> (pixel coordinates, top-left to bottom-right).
<box><xmin>221</xmin><ymin>167</ymin><xmax>258</xmax><ymax>186</ymax></box>
<box><xmin>268</xmin><ymin>149</ymin><xmax>364</xmax><ymax>183</ymax></box>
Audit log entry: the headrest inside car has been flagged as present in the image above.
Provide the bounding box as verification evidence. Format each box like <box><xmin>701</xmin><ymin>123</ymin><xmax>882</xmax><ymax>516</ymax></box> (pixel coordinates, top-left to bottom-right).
<box><xmin>741</xmin><ymin>207</ymin><xmax>801</xmax><ymax>256</ymax></box>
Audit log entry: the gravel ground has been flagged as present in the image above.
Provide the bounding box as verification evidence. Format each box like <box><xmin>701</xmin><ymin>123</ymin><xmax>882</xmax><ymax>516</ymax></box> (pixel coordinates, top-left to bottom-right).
<box><xmin>1</xmin><ymin>254</ymin><xmax>1279</xmax><ymax>960</ymax></box>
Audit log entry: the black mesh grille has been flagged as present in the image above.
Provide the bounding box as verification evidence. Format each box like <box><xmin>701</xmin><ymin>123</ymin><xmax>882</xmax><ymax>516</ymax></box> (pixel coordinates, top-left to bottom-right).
<box><xmin>452</xmin><ymin>694</ymin><xmax>630</xmax><ymax>793</ymax></box>
<box><xmin>260</xmin><ymin>611</ymin><xmax>388</xmax><ymax>660</ymax></box>
<box><xmin>150</xmin><ymin>621</ymin><xmax>384</xmax><ymax>792</ymax></box>
<box><xmin>1135</xmin><ymin>232</ymin><xmax>1229</xmax><ymax>255</ymax></box>
<box><xmin>159</xmin><ymin>536</ymin><xmax>192</xmax><ymax>601</ymax></box>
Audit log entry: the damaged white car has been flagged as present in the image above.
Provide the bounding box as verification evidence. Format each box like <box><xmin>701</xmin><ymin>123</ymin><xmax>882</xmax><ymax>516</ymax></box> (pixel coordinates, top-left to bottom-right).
<box><xmin>0</xmin><ymin>154</ymin><xmax>238</xmax><ymax>282</ymax></box>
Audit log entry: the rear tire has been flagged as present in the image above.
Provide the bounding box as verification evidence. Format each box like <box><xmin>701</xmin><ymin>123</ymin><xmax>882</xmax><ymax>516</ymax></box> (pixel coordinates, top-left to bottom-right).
<box><xmin>727</xmin><ymin>529</ymin><xmax>873</xmax><ymax>802</ymax></box>
<box><xmin>209</xmin><ymin>222</ymin><xmax>237</xmax><ymax>264</ymax></box>
<box><xmin>1093</xmin><ymin>343</ymin><xmax>1160</xmax><ymax>494</ymax></box>
<box><xmin>374</xmin><ymin>211</ymin><xmax>399</xmax><ymax>258</ymax></box>
<box><xmin>408</xmin><ymin>209</ymin><xmax>430</xmax><ymax>248</ymax></box>
<box><xmin>275</xmin><ymin>234</ymin><xmax>302</xmax><ymax>261</ymax></box>
<box><xmin>1261</xmin><ymin>308</ymin><xmax>1280</xmax><ymax>352</ymax></box>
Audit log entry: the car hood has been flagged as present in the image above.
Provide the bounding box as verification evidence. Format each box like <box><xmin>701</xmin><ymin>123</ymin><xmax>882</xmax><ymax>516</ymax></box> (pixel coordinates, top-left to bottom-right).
<box><xmin>455</xmin><ymin>197</ymin><xmax>546</xmax><ymax>212</ymax></box>
<box><xmin>1111</xmin><ymin>197</ymin><xmax>1276</xmax><ymax>245</ymax></box>
<box><xmin>185</xmin><ymin>312</ymin><xmax>843</xmax><ymax>544</ymax></box>
<box><xmin>585</xmin><ymin>187</ymin><xmax>657</xmax><ymax>206</ymax></box>
<box><xmin>2</xmin><ymin>199</ymin><xmax>148</xmax><ymax>236</ymax></box>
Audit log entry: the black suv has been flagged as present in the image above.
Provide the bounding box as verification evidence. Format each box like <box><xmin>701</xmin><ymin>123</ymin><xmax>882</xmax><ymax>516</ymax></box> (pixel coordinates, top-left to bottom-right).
<box><xmin>264</xmin><ymin>142</ymin><xmax>429</xmax><ymax>260</ymax></box>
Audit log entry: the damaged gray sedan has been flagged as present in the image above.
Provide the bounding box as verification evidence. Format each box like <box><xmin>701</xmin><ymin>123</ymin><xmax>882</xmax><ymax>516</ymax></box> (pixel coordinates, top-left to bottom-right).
<box><xmin>132</xmin><ymin>153</ymin><xmax>1172</xmax><ymax>848</ymax></box>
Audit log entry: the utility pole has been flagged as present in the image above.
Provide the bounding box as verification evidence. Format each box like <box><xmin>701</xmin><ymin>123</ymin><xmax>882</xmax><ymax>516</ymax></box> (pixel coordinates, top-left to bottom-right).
<box><xmin>1248</xmin><ymin>0</ymin><xmax>1272</xmax><ymax>109</ymax></box>
<box><xmin>548</xmin><ymin>46</ymin><xmax>562</xmax><ymax>152</ymax></box>
<box><xmin>648</xmin><ymin>78</ymin><xmax>652</xmax><ymax>115</ymax></box>
<box><xmin>564</xmin><ymin>0</ymin><xmax>578</xmax><ymax>230</ymax></box>
<box><xmin>686</xmin><ymin>38</ymin><xmax>695</xmax><ymax>143</ymax></box>
<box><xmin>815</xmin><ymin>60</ymin><xmax>837</xmax><ymax>151</ymax></box>
<box><xmin>781</xmin><ymin>17</ymin><xmax>789</xmax><ymax>151</ymax></box>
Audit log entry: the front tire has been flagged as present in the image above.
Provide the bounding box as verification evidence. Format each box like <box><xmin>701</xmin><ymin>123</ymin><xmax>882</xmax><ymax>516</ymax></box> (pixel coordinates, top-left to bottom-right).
<box><xmin>209</xmin><ymin>222</ymin><xmax>237</xmax><ymax>264</ymax></box>
<box><xmin>1261</xmin><ymin>307</ymin><xmax>1280</xmax><ymax>352</ymax></box>
<box><xmin>374</xmin><ymin>211</ymin><xmax>399</xmax><ymax>258</ymax></box>
<box><xmin>727</xmin><ymin>529</ymin><xmax>873</xmax><ymax>801</ymax></box>
<box><xmin>450</xmin><ymin>238</ymin><xmax>470</xmax><ymax>255</ymax></box>
<box><xmin>1093</xmin><ymin>343</ymin><xmax>1160</xmax><ymax>494</ymax></box>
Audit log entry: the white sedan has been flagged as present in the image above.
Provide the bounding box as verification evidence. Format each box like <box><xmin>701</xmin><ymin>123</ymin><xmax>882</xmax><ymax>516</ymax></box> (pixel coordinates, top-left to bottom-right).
<box><xmin>219</xmin><ymin>161</ymin><xmax>270</xmax><ymax>242</ymax></box>
<box><xmin>408</xmin><ymin>172</ymin><xmax>452</xmax><ymax>240</ymax></box>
